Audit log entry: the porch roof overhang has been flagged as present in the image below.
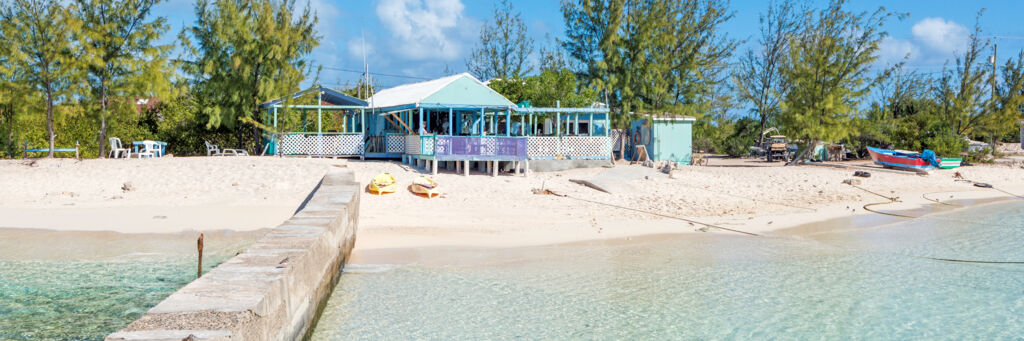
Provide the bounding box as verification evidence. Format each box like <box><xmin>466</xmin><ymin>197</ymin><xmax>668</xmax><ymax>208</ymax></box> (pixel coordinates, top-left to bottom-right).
<box><xmin>514</xmin><ymin>107</ymin><xmax>610</xmax><ymax>114</ymax></box>
<box><xmin>370</xmin><ymin>103</ymin><xmax>516</xmax><ymax>115</ymax></box>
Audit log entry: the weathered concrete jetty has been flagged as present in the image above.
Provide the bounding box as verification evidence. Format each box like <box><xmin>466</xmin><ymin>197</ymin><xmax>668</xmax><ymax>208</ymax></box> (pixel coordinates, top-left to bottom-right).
<box><xmin>107</xmin><ymin>169</ymin><xmax>360</xmax><ymax>341</ymax></box>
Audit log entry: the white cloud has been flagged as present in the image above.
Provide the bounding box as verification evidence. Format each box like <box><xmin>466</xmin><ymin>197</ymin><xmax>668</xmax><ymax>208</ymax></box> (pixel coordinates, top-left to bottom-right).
<box><xmin>376</xmin><ymin>0</ymin><xmax>468</xmax><ymax>61</ymax></box>
<box><xmin>877</xmin><ymin>36</ymin><xmax>919</xmax><ymax>65</ymax></box>
<box><xmin>911</xmin><ymin>17</ymin><xmax>969</xmax><ymax>55</ymax></box>
<box><xmin>307</xmin><ymin>0</ymin><xmax>341</xmax><ymax>35</ymax></box>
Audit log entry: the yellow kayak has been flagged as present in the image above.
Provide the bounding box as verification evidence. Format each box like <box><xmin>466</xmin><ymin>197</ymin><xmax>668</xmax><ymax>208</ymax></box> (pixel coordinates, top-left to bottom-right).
<box><xmin>367</xmin><ymin>173</ymin><xmax>397</xmax><ymax>195</ymax></box>
<box><xmin>409</xmin><ymin>176</ymin><xmax>440</xmax><ymax>198</ymax></box>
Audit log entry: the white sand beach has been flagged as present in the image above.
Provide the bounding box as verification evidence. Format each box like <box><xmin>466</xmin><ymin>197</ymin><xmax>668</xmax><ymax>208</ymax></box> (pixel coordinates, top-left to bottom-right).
<box><xmin>1</xmin><ymin>156</ymin><xmax>1022</xmax><ymax>251</ymax></box>
<box><xmin>0</xmin><ymin>157</ymin><xmax>335</xmax><ymax>233</ymax></box>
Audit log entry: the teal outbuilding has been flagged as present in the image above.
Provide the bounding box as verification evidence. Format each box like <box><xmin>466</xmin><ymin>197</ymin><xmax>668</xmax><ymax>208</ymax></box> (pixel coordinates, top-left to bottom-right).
<box><xmin>629</xmin><ymin>116</ymin><xmax>696</xmax><ymax>164</ymax></box>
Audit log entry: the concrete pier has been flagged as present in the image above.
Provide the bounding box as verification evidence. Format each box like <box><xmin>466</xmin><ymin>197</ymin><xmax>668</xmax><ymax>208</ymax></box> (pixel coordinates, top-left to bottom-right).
<box><xmin>107</xmin><ymin>169</ymin><xmax>360</xmax><ymax>341</ymax></box>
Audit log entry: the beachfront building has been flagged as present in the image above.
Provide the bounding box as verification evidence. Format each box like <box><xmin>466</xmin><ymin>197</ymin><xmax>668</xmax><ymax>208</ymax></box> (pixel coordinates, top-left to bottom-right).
<box><xmin>365</xmin><ymin>73</ymin><xmax>612</xmax><ymax>175</ymax></box>
<box><xmin>630</xmin><ymin>116</ymin><xmax>696</xmax><ymax>164</ymax></box>
<box><xmin>262</xmin><ymin>86</ymin><xmax>368</xmax><ymax>157</ymax></box>
<box><xmin>1019</xmin><ymin>119</ymin><xmax>1023</xmax><ymax>148</ymax></box>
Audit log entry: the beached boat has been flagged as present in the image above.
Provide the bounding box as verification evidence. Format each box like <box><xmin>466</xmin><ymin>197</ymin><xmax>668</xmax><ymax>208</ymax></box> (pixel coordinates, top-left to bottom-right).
<box><xmin>939</xmin><ymin>158</ymin><xmax>962</xmax><ymax>169</ymax></box>
<box><xmin>367</xmin><ymin>173</ymin><xmax>397</xmax><ymax>195</ymax></box>
<box><xmin>409</xmin><ymin>176</ymin><xmax>440</xmax><ymax>198</ymax></box>
<box><xmin>866</xmin><ymin>146</ymin><xmax>937</xmax><ymax>172</ymax></box>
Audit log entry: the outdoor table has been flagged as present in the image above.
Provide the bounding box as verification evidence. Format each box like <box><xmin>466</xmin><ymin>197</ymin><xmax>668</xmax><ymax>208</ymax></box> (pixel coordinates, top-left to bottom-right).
<box><xmin>132</xmin><ymin>141</ymin><xmax>168</xmax><ymax>157</ymax></box>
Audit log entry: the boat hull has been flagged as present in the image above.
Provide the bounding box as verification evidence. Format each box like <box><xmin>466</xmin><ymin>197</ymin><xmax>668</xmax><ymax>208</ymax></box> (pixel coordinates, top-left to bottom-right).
<box><xmin>410</xmin><ymin>176</ymin><xmax>440</xmax><ymax>198</ymax></box>
<box><xmin>866</xmin><ymin>147</ymin><xmax>936</xmax><ymax>172</ymax></box>
<box><xmin>939</xmin><ymin>158</ymin><xmax>962</xmax><ymax>169</ymax></box>
<box><xmin>368</xmin><ymin>173</ymin><xmax>397</xmax><ymax>195</ymax></box>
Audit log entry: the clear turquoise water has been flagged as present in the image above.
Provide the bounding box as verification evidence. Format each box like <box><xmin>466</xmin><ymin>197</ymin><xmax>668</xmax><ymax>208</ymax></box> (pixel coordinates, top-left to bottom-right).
<box><xmin>312</xmin><ymin>201</ymin><xmax>1024</xmax><ymax>340</ymax></box>
<box><xmin>0</xmin><ymin>229</ymin><xmax>262</xmax><ymax>340</ymax></box>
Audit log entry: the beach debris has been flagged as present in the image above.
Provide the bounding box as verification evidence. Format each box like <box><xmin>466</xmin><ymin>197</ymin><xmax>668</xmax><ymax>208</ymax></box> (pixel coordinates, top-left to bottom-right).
<box><xmin>121</xmin><ymin>181</ymin><xmax>135</xmax><ymax>192</ymax></box>
<box><xmin>974</xmin><ymin>182</ymin><xmax>993</xmax><ymax>188</ymax></box>
<box><xmin>842</xmin><ymin>179</ymin><xmax>862</xmax><ymax>186</ymax></box>
<box><xmin>531</xmin><ymin>188</ymin><xmax>563</xmax><ymax>196</ymax></box>
<box><xmin>953</xmin><ymin>171</ymin><xmax>964</xmax><ymax>179</ymax></box>
<box><xmin>660</xmin><ymin>162</ymin><xmax>673</xmax><ymax>174</ymax></box>
<box><xmin>569</xmin><ymin>179</ymin><xmax>612</xmax><ymax>194</ymax></box>
<box><xmin>152</xmin><ymin>215</ymin><xmax>167</xmax><ymax>219</ymax></box>
<box><xmin>853</xmin><ymin>171</ymin><xmax>871</xmax><ymax>178</ymax></box>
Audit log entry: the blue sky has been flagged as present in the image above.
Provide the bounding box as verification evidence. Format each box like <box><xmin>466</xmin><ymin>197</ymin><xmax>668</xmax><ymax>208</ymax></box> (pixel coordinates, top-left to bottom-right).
<box><xmin>154</xmin><ymin>0</ymin><xmax>1024</xmax><ymax>89</ymax></box>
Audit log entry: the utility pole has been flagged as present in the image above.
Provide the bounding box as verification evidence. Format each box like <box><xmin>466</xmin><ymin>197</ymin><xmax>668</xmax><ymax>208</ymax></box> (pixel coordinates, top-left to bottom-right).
<box><xmin>990</xmin><ymin>43</ymin><xmax>998</xmax><ymax>147</ymax></box>
<box><xmin>364</xmin><ymin>31</ymin><xmax>372</xmax><ymax>99</ymax></box>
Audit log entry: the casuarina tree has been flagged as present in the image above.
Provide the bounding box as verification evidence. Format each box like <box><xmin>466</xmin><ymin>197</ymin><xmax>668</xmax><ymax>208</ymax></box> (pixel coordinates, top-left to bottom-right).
<box><xmin>76</xmin><ymin>0</ymin><xmax>173</xmax><ymax>158</ymax></box>
<box><xmin>466</xmin><ymin>0</ymin><xmax>534</xmax><ymax>81</ymax></box>
<box><xmin>1</xmin><ymin>0</ymin><xmax>82</xmax><ymax>157</ymax></box>
<box><xmin>181</xmin><ymin>0</ymin><xmax>319</xmax><ymax>150</ymax></box>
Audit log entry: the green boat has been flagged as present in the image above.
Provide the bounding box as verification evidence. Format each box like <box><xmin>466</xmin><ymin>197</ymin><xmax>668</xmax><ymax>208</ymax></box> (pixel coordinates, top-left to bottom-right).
<box><xmin>939</xmin><ymin>158</ymin><xmax>962</xmax><ymax>169</ymax></box>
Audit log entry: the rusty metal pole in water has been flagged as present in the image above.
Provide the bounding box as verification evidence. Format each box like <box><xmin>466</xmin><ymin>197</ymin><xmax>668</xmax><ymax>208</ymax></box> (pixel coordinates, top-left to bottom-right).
<box><xmin>197</xmin><ymin>233</ymin><xmax>204</xmax><ymax>278</ymax></box>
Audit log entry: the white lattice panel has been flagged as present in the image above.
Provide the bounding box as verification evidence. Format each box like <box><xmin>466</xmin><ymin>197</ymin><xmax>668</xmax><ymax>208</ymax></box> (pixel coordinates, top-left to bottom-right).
<box><xmin>480</xmin><ymin>137</ymin><xmax>496</xmax><ymax>155</ymax></box>
<box><xmin>610</xmin><ymin>129</ymin><xmax>625</xmax><ymax>151</ymax></box>
<box><xmin>527</xmin><ymin>137</ymin><xmax>560</xmax><ymax>159</ymax></box>
<box><xmin>386</xmin><ymin>135</ymin><xmax>405</xmax><ymax>153</ymax></box>
<box><xmin>278</xmin><ymin>133</ymin><xmax>364</xmax><ymax>156</ymax></box>
<box><xmin>405</xmin><ymin>135</ymin><xmax>420</xmax><ymax>156</ymax></box>
<box><xmin>421</xmin><ymin>136</ymin><xmax>435</xmax><ymax>155</ymax></box>
<box><xmin>562</xmin><ymin>136</ymin><xmax>611</xmax><ymax>159</ymax></box>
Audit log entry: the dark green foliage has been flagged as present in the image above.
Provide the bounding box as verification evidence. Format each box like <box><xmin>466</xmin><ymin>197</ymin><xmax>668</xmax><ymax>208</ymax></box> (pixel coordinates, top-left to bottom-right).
<box><xmin>722</xmin><ymin>117</ymin><xmax>762</xmax><ymax>157</ymax></box>
<box><xmin>490</xmin><ymin>69</ymin><xmax>598</xmax><ymax>108</ymax></box>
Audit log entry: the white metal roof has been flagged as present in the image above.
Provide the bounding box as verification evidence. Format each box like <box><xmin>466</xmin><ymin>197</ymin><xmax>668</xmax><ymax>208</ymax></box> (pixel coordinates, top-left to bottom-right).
<box><xmin>366</xmin><ymin>72</ymin><xmax>479</xmax><ymax>109</ymax></box>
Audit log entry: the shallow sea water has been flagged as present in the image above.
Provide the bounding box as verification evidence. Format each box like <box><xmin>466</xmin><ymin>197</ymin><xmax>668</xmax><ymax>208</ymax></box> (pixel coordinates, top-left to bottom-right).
<box><xmin>312</xmin><ymin>201</ymin><xmax>1024</xmax><ymax>340</ymax></box>
<box><xmin>0</xmin><ymin>229</ymin><xmax>262</xmax><ymax>340</ymax></box>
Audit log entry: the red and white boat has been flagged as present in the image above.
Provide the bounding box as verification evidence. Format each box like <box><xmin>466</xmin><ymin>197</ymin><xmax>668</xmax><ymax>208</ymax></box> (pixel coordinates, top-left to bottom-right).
<box><xmin>866</xmin><ymin>147</ymin><xmax>936</xmax><ymax>173</ymax></box>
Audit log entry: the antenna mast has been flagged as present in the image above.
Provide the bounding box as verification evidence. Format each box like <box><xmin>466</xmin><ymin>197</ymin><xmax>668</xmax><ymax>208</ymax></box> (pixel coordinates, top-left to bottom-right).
<box><xmin>362</xmin><ymin>31</ymin><xmax>370</xmax><ymax>100</ymax></box>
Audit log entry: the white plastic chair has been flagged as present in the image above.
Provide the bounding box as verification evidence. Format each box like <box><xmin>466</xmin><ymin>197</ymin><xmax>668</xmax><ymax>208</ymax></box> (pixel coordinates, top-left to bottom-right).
<box><xmin>205</xmin><ymin>140</ymin><xmax>221</xmax><ymax>156</ymax></box>
<box><xmin>136</xmin><ymin>140</ymin><xmax>160</xmax><ymax>158</ymax></box>
<box><xmin>205</xmin><ymin>140</ymin><xmax>248</xmax><ymax>156</ymax></box>
<box><xmin>108</xmin><ymin>137</ymin><xmax>130</xmax><ymax>158</ymax></box>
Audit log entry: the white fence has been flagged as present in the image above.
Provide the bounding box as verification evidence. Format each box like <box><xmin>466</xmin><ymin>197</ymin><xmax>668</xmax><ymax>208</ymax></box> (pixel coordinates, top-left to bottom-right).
<box><xmin>278</xmin><ymin>133</ymin><xmax>364</xmax><ymax>156</ymax></box>
<box><xmin>526</xmin><ymin>136</ymin><xmax>611</xmax><ymax>160</ymax></box>
<box><xmin>386</xmin><ymin>134</ymin><xmax>405</xmax><ymax>154</ymax></box>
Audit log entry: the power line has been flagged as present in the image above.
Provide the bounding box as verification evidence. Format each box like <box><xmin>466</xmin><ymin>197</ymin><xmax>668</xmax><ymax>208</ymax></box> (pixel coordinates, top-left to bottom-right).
<box><xmin>318</xmin><ymin>65</ymin><xmax>436</xmax><ymax>80</ymax></box>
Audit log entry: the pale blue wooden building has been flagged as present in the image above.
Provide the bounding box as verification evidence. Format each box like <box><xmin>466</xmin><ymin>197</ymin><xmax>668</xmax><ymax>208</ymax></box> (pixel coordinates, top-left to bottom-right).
<box><xmin>630</xmin><ymin>116</ymin><xmax>696</xmax><ymax>164</ymax></box>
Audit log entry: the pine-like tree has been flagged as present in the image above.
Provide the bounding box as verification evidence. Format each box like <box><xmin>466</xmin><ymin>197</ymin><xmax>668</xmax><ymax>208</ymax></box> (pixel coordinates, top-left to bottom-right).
<box><xmin>181</xmin><ymin>0</ymin><xmax>319</xmax><ymax>149</ymax></box>
<box><xmin>1</xmin><ymin>0</ymin><xmax>82</xmax><ymax>157</ymax></box>
<box><xmin>561</xmin><ymin>0</ymin><xmax>736</xmax><ymax>127</ymax></box>
<box><xmin>466</xmin><ymin>0</ymin><xmax>534</xmax><ymax>81</ymax></box>
<box><xmin>76</xmin><ymin>0</ymin><xmax>173</xmax><ymax>158</ymax></box>
<box><xmin>734</xmin><ymin>0</ymin><xmax>803</xmax><ymax>143</ymax></box>
<box><xmin>779</xmin><ymin>0</ymin><xmax>897</xmax><ymax>162</ymax></box>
